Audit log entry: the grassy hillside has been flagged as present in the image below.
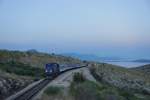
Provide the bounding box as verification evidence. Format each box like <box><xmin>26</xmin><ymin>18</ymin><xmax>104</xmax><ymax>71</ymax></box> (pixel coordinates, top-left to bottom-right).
<box><xmin>0</xmin><ymin>49</ymin><xmax>83</xmax><ymax>77</ymax></box>
<box><xmin>131</xmin><ymin>64</ymin><xmax>150</xmax><ymax>75</ymax></box>
<box><xmin>0</xmin><ymin>49</ymin><xmax>82</xmax><ymax>68</ymax></box>
<box><xmin>0</xmin><ymin>49</ymin><xmax>83</xmax><ymax>99</ymax></box>
<box><xmin>89</xmin><ymin>62</ymin><xmax>150</xmax><ymax>99</ymax></box>
<box><xmin>0</xmin><ymin>61</ymin><xmax>44</xmax><ymax>77</ymax></box>
<box><xmin>42</xmin><ymin>71</ymin><xmax>149</xmax><ymax>100</ymax></box>
<box><xmin>1</xmin><ymin>49</ymin><xmax>150</xmax><ymax>100</ymax></box>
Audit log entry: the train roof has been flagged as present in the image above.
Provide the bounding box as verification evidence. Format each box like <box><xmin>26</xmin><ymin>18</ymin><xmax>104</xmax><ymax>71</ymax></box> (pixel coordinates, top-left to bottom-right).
<box><xmin>46</xmin><ymin>63</ymin><xmax>59</xmax><ymax>66</ymax></box>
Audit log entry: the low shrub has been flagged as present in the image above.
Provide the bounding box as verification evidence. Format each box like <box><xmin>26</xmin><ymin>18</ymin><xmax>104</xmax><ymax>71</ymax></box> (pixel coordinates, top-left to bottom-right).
<box><xmin>70</xmin><ymin>81</ymin><xmax>102</xmax><ymax>100</ymax></box>
<box><xmin>73</xmin><ymin>72</ymin><xmax>86</xmax><ymax>83</ymax></box>
<box><xmin>99</xmin><ymin>88</ymin><xmax>125</xmax><ymax>100</ymax></box>
<box><xmin>89</xmin><ymin>65</ymin><xmax>141</xmax><ymax>100</ymax></box>
<box><xmin>0</xmin><ymin>61</ymin><xmax>44</xmax><ymax>77</ymax></box>
<box><xmin>44</xmin><ymin>86</ymin><xmax>63</xmax><ymax>95</ymax></box>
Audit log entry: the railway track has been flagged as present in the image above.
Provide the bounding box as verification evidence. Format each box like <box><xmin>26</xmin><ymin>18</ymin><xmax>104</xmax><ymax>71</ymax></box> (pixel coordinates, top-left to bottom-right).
<box><xmin>11</xmin><ymin>66</ymin><xmax>86</xmax><ymax>100</ymax></box>
<box><xmin>14</xmin><ymin>79</ymin><xmax>51</xmax><ymax>100</ymax></box>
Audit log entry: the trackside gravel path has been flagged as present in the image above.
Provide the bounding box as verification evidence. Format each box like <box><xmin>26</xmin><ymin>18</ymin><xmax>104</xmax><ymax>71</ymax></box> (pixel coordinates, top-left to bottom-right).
<box><xmin>33</xmin><ymin>67</ymin><xmax>96</xmax><ymax>100</ymax></box>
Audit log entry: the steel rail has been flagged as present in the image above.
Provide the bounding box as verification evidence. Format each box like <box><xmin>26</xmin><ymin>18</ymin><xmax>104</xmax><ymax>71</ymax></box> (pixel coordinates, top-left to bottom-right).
<box><xmin>13</xmin><ymin>65</ymin><xmax>86</xmax><ymax>100</ymax></box>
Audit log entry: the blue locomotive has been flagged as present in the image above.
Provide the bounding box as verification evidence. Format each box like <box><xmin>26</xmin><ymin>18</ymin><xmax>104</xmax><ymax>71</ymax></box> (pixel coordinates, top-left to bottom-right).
<box><xmin>45</xmin><ymin>63</ymin><xmax>60</xmax><ymax>78</ymax></box>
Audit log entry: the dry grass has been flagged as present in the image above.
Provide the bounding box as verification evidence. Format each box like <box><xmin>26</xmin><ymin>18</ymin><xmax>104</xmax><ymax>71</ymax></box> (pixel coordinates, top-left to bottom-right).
<box><xmin>89</xmin><ymin>63</ymin><xmax>150</xmax><ymax>99</ymax></box>
<box><xmin>42</xmin><ymin>87</ymin><xmax>74</xmax><ymax>100</ymax></box>
<box><xmin>0</xmin><ymin>49</ymin><xmax>82</xmax><ymax>68</ymax></box>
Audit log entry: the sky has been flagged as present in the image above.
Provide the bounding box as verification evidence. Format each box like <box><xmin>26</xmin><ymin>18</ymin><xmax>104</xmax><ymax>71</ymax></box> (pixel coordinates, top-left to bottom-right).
<box><xmin>0</xmin><ymin>0</ymin><xmax>150</xmax><ymax>59</ymax></box>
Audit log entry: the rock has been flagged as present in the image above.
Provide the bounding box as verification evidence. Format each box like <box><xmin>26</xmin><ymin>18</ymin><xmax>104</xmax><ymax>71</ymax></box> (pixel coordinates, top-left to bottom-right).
<box><xmin>0</xmin><ymin>76</ymin><xmax>32</xmax><ymax>100</ymax></box>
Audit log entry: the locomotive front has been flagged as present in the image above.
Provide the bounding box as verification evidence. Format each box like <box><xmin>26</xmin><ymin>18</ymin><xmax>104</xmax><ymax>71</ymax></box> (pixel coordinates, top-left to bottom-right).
<box><xmin>45</xmin><ymin>63</ymin><xmax>60</xmax><ymax>78</ymax></box>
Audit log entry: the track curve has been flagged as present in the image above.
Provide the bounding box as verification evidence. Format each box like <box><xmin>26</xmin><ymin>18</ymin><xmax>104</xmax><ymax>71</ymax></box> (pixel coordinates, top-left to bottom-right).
<box><xmin>11</xmin><ymin>65</ymin><xmax>86</xmax><ymax>100</ymax></box>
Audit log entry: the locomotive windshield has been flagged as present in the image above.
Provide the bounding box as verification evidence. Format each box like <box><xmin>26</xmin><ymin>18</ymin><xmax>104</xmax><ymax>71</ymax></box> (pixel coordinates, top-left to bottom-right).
<box><xmin>45</xmin><ymin>63</ymin><xmax>60</xmax><ymax>78</ymax></box>
<box><xmin>45</xmin><ymin>63</ymin><xmax>54</xmax><ymax>72</ymax></box>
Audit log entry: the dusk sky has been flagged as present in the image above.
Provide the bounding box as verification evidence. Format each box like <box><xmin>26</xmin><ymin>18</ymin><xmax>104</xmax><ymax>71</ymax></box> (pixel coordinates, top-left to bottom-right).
<box><xmin>0</xmin><ymin>0</ymin><xmax>150</xmax><ymax>59</ymax></box>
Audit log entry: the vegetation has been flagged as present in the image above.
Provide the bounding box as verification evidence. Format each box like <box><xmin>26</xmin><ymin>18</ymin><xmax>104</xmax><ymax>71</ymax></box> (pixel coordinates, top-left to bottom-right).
<box><xmin>72</xmin><ymin>72</ymin><xmax>86</xmax><ymax>83</ymax></box>
<box><xmin>0</xmin><ymin>49</ymin><xmax>82</xmax><ymax>68</ymax></box>
<box><xmin>0</xmin><ymin>61</ymin><xmax>44</xmax><ymax>77</ymax></box>
<box><xmin>0</xmin><ymin>49</ymin><xmax>83</xmax><ymax>100</ymax></box>
<box><xmin>0</xmin><ymin>49</ymin><xmax>83</xmax><ymax>77</ymax></box>
<box><xmin>70</xmin><ymin>81</ymin><xmax>101</xmax><ymax>100</ymax></box>
<box><xmin>44</xmin><ymin>86</ymin><xmax>63</xmax><ymax>95</ymax></box>
<box><xmin>70</xmin><ymin>72</ymin><xmax>141</xmax><ymax>100</ymax></box>
<box><xmin>131</xmin><ymin>64</ymin><xmax>150</xmax><ymax>75</ymax></box>
<box><xmin>89</xmin><ymin>63</ymin><xmax>150</xmax><ymax>100</ymax></box>
<box><xmin>1</xmin><ymin>49</ymin><xmax>150</xmax><ymax>100</ymax></box>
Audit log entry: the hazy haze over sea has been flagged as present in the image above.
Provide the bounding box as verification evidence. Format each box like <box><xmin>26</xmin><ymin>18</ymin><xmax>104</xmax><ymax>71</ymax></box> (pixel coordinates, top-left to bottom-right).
<box><xmin>104</xmin><ymin>61</ymin><xmax>150</xmax><ymax>68</ymax></box>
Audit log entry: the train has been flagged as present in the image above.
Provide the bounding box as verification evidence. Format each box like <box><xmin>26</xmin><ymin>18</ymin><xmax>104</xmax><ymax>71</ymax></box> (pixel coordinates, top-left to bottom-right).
<box><xmin>45</xmin><ymin>63</ymin><xmax>60</xmax><ymax>78</ymax></box>
<box><xmin>45</xmin><ymin>62</ymin><xmax>88</xmax><ymax>79</ymax></box>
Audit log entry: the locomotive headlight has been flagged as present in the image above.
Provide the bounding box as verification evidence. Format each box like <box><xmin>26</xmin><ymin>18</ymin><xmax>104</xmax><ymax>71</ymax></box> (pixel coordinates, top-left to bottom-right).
<box><xmin>49</xmin><ymin>70</ymin><xmax>52</xmax><ymax>73</ymax></box>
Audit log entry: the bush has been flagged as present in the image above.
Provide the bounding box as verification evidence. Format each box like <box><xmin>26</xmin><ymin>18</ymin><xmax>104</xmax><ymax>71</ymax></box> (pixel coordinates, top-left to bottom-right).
<box><xmin>0</xmin><ymin>61</ymin><xmax>44</xmax><ymax>77</ymax></box>
<box><xmin>119</xmin><ymin>90</ymin><xmax>139</xmax><ymax>100</ymax></box>
<box><xmin>44</xmin><ymin>86</ymin><xmax>62</xmax><ymax>95</ymax></box>
<box><xmin>99</xmin><ymin>88</ymin><xmax>125</xmax><ymax>100</ymax></box>
<box><xmin>73</xmin><ymin>72</ymin><xmax>86</xmax><ymax>83</ymax></box>
<box><xmin>70</xmin><ymin>81</ymin><xmax>102</xmax><ymax>100</ymax></box>
<box><xmin>89</xmin><ymin>65</ymin><xmax>140</xmax><ymax>100</ymax></box>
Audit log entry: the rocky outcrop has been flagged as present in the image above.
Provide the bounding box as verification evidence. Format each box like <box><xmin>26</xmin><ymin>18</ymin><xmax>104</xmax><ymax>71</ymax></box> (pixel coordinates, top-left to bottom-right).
<box><xmin>90</xmin><ymin>63</ymin><xmax>150</xmax><ymax>95</ymax></box>
<box><xmin>0</xmin><ymin>76</ymin><xmax>32</xmax><ymax>100</ymax></box>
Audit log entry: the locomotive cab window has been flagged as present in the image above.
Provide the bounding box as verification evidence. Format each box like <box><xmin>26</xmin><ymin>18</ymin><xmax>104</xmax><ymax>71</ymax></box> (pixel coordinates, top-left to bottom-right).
<box><xmin>45</xmin><ymin>63</ymin><xmax>60</xmax><ymax>78</ymax></box>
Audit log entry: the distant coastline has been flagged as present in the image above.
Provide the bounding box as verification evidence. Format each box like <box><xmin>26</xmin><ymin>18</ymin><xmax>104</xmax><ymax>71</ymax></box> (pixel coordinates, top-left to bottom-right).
<box><xmin>132</xmin><ymin>59</ymin><xmax>150</xmax><ymax>63</ymax></box>
<box><xmin>104</xmin><ymin>61</ymin><xmax>150</xmax><ymax>68</ymax></box>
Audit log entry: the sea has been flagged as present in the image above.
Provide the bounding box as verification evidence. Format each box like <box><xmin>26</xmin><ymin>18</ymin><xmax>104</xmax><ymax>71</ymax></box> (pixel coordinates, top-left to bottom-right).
<box><xmin>104</xmin><ymin>61</ymin><xmax>150</xmax><ymax>68</ymax></box>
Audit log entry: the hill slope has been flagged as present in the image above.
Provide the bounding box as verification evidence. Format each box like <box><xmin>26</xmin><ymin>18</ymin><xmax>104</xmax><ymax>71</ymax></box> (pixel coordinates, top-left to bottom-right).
<box><xmin>89</xmin><ymin>62</ymin><xmax>150</xmax><ymax>99</ymax></box>
<box><xmin>131</xmin><ymin>64</ymin><xmax>150</xmax><ymax>75</ymax></box>
<box><xmin>0</xmin><ymin>49</ymin><xmax>82</xmax><ymax>68</ymax></box>
<box><xmin>0</xmin><ymin>49</ymin><xmax>83</xmax><ymax>99</ymax></box>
